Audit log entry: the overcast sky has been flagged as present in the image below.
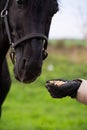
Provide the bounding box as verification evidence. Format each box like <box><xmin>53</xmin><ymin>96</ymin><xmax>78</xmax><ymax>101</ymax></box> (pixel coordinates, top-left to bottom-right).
<box><xmin>49</xmin><ymin>0</ymin><xmax>87</xmax><ymax>39</ymax></box>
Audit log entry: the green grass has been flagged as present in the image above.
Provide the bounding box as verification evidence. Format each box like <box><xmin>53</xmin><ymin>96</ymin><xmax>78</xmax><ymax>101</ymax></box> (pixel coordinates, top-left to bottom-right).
<box><xmin>49</xmin><ymin>39</ymin><xmax>87</xmax><ymax>47</ymax></box>
<box><xmin>0</xmin><ymin>48</ymin><xmax>87</xmax><ymax>130</ymax></box>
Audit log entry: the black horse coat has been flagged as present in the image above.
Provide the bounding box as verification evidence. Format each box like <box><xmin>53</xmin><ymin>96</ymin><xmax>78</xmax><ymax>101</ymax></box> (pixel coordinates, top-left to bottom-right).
<box><xmin>0</xmin><ymin>0</ymin><xmax>11</xmax><ymax>116</ymax></box>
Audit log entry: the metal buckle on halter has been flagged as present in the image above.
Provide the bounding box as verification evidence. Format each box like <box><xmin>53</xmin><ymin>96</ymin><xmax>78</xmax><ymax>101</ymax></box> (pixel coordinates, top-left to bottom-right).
<box><xmin>42</xmin><ymin>40</ymin><xmax>48</xmax><ymax>60</ymax></box>
<box><xmin>1</xmin><ymin>10</ymin><xmax>8</xmax><ymax>18</ymax></box>
<box><xmin>42</xmin><ymin>50</ymin><xmax>48</xmax><ymax>60</ymax></box>
<box><xmin>9</xmin><ymin>44</ymin><xmax>16</xmax><ymax>64</ymax></box>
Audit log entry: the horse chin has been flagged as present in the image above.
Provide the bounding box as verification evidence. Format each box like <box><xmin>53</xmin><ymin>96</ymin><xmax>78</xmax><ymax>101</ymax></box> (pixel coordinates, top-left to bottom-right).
<box><xmin>14</xmin><ymin>71</ymin><xmax>41</xmax><ymax>83</ymax></box>
<box><xmin>14</xmin><ymin>68</ymin><xmax>42</xmax><ymax>83</ymax></box>
<box><xmin>14</xmin><ymin>59</ymin><xmax>42</xmax><ymax>83</ymax></box>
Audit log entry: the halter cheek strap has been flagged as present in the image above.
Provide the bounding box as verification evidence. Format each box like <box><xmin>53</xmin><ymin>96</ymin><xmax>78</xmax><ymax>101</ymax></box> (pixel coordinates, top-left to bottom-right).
<box><xmin>1</xmin><ymin>0</ymin><xmax>13</xmax><ymax>46</ymax></box>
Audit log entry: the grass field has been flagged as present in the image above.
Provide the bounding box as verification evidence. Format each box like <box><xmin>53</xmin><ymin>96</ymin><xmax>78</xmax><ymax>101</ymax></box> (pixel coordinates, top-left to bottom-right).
<box><xmin>0</xmin><ymin>44</ymin><xmax>87</xmax><ymax>130</ymax></box>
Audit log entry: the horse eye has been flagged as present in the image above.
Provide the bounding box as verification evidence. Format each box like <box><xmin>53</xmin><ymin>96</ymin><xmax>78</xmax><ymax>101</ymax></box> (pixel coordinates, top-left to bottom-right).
<box><xmin>16</xmin><ymin>0</ymin><xmax>24</xmax><ymax>5</ymax></box>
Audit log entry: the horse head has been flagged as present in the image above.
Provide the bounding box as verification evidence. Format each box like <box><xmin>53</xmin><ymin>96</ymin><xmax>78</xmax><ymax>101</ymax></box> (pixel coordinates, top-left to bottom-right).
<box><xmin>6</xmin><ymin>0</ymin><xmax>58</xmax><ymax>83</ymax></box>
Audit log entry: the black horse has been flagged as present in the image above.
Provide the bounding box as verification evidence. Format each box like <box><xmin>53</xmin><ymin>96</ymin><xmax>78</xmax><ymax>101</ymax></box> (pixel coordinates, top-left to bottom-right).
<box><xmin>0</xmin><ymin>0</ymin><xmax>58</xmax><ymax>115</ymax></box>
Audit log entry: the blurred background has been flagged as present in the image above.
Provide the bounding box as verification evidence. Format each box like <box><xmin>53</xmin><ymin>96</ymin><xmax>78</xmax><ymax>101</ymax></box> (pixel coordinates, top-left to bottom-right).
<box><xmin>50</xmin><ymin>0</ymin><xmax>87</xmax><ymax>39</ymax></box>
<box><xmin>48</xmin><ymin>0</ymin><xmax>87</xmax><ymax>71</ymax></box>
<box><xmin>1</xmin><ymin>0</ymin><xmax>87</xmax><ymax>130</ymax></box>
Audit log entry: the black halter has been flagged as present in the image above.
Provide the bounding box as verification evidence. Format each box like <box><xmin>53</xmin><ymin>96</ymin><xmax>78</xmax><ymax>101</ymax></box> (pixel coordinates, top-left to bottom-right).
<box><xmin>0</xmin><ymin>0</ymin><xmax>48</xmax><ymax>64</ymax></box>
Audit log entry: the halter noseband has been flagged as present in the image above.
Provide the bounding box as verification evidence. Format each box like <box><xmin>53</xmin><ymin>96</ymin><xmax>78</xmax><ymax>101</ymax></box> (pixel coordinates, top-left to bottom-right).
<box><xmin>0</xmin><ymin>0</ymin><xmax>48</xmax><ymax>64</ymax></box>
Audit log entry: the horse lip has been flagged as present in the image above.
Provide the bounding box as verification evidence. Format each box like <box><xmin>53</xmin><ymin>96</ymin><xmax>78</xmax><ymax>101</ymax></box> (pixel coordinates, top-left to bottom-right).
<box><xmin>14</xmin><ymin>69</ymin><xmax>41</xmax><ymax>83</ymax></box>
<box><xmin>15</xmin><ymin>74</ymin><xmax>37</xmax><ymax>83</ymax></box>
<box><xmin>24</xmin><ymin>71</ymin><xmax>41</xmax><ymax>83</ymax></box>
<box><xmin>20</xmin><ymin>77</ymin><xmax>37</xmax><ymax>83</ymax></box>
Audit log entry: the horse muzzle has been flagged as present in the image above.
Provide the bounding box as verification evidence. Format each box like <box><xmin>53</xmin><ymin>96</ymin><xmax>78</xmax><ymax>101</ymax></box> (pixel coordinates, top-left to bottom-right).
<box><xmin>12</xmin><ymin>34</ymin><xmax>48</xmax><ymax>83</ymax></box>
<box><xmin>14</xmin><ymin>59</ymin><xmax>42</xmax><ymax>83</ymax></box>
